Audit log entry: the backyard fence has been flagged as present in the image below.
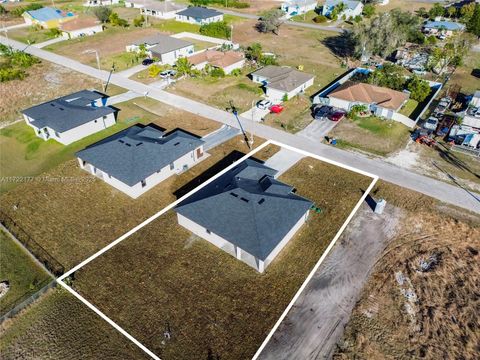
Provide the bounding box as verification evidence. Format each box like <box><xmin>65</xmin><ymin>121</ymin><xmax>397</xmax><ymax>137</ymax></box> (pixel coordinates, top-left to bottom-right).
<box><xmin>0</xmin><ymin>210</ymin><xmax>65</xmax><ymax>276</ymax></box>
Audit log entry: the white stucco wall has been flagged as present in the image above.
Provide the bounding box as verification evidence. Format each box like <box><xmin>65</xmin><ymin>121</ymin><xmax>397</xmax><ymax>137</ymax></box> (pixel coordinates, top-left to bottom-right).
<box><xmin>152</xmin><ymin>44</ymin><xmax>195</xmax><ymax>64</ymax></box>
<box><xmin>222</xmin><ymin>59</ymin><xmax>245</xmax><ymax>74</ymax></box>
<box><xmin>328</xmin><ymin>97</ymin><xmax>352</xmax><ymax>110</ymax></box>
<box><xmin>23</xmin><ymin>112</ymin><xmax>116</xmax><ymax>145</ymax></box>
<box><xmin>175</xmin><ymin>14</ymin><xmax>223</xmax><ymax>25</ymax></box>
<box><xmin>267</xmin><ymin>77</ymin><xmax>314</xmax><ymax>102</ymax></box>
<box><xmin>62</xmin><ymin>24</ymin><xmax>103</xmax><ymax>39</ymax></box>
<box><xmin>141</xmin><ymin>8</ymin><xmax>179</xmax><ymax>19</ymax></box>
<box><xmin>79</xmin><ymin>145</ymin><xmax>204</xmax><ymax>198</ymax></box>
<box><xmin>124</xmin><ymin>1</ymin><xmax>144</xmax><ymax>8</ymax></box>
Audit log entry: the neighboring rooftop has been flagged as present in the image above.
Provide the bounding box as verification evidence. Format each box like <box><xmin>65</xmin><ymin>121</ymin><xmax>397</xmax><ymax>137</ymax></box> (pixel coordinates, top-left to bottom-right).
<box><xmin>59</xmin><ymin>17</ymin><xmax>99</xmax><ymax>31</ymax></box>
<box><xmin>324</xmin><ymin>0</ymin><xmax>362</xmax><ymax>11</ymax></box>
<box><xmin>175</xmin><ymin>159</ymin><xmax>313</xmax><ymax>261</ymax></box>
<box><xmin>188</xmin><ymin>50</ymin><xmax>244</xmax><ymax>68</ymax></box>
<box><xmin>76</xmin><ymin>125</ymin><xmax>205</xmax><ymax>186</ymax></box>
<box><xmin>176</xmin><ymin>6</ymin><xmax>223</xmax><ymax>19</ymax></box>
<box><xmin>283</xmin><ymin>0</ymin><xmax>318</xmax><ymax>6</ymax></box>
<box><xmin>132</xmin><ymin>33</ymin><xmax>192</xmax><ymax>53</ymax></box>
<box><xmin>25</xmin><ymin>7</ymin><xmax>74</xmax><ymax>21</ymax></box>
<box><xmin>22</xmin><ymin>90</ymin><xmax>115</xmax><ymax>132</ymax></box>
<box><xmin>423</xmin><ymin>20</ymin><xmax>466</xmax><ymax>31</ymax></box>
<box><xmin>251</xmin><ymin>65</ymin><xmax>314</xmax><ymax>92</ymax></box>
<box><xmin>143</xmin><ymin>0</ymin><xmax>186</xmax><ymax>12</ymax></box>
<box><xmin>328</xmin><ymin>81</ymin><xmax>410</xmax><ymax>111</ymax></box>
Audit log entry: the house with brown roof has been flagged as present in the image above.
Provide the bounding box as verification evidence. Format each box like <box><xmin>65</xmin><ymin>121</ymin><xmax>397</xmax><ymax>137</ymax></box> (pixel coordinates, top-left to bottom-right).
<box><xmin>251</xmin><ymin>65</ymin><xmax>315</xmax><ymax>102</ymax></box>
<box><xmin>327</xmin><ymin>81</ymin><xmax>410</xmax><ymax>120</ymax></box>
<box><xmin>188</xmin><ymin>50</ymin><xmax>245</xmax><ymax>74</ymax></box>
<box><xmin>59</xmin><ymin>17</ymin><xmax>103</xmax><ymax>39</ymax></box>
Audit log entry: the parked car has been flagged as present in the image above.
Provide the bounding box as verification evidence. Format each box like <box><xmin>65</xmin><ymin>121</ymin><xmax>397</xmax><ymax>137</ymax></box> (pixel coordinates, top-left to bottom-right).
<box><xmin>257</xmin><ymin>99</ymin><xmax>272</xmax><ymax>110</ymax></box>
<box><xmin>328</xmin><ymin>111</ymin><xmax>345</xmax><ymax>122</ymax></box>
<box><xmin>160</xmin><ymin>70</ymin><xmax>177</xmax><ymax>78</ymax></box>
<box><xmin>313</xmin><ymin>105</ymin><xmax>332</xmax><ymax>120</ymax></box>
<box><xmin>423</xmin><ymin>117</ymin><xmax>439</xmax><ymax>131</ymax></box>
<box><xmin>142</xmin><ymin>58</ymin><xmax>154</xmax><ymax>66</ymax></box>
<box><xmin>269</xmin><ymin>104</ymin><xmax>284</xmax><ymax>113</ymax></box>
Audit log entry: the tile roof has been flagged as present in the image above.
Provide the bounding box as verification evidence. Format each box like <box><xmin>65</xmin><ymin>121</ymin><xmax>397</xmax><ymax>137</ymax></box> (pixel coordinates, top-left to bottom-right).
<box><xmin>132</xmin><ymin>33</ymin><xmax>193</xmax><ymax>54</ymax></box>
<box><xmin>188</xmin><ymin>50</ymin><xmax>244</xmax><ymax>68</ymax></box>
<box><xmin>175</xmin><ymin>159</ymin><xmax>313</xmax><ymax>261</ymax></box>
<box><xmin>22</xmin><ymin>90</ymin><xmax>115</xmax><ymax>132</ymax></box>
<box><xmin>328</xmin><ymin>81</ymin><xmax>410</xmax><ymax>111</ymax></box>
<box><xmin>251</xmin><ymin>65</ymin><xmax>314</xmax><ymax>92</ymax></box>
<box><xmin>76</xmin><ymin>125</ymin><xmax>205</xmax><ymax>186</ymax></box>
<box><xmin>176</xmin><ymin>6</ymin><xmax>223</xmax><ymax>19</ymax></box>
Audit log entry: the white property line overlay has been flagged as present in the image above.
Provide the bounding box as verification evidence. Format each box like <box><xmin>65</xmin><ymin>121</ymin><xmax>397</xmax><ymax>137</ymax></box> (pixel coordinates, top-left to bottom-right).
<box><xmin>56</xmin><ymin>139</ymin><xmax>378</xmax><ymax>360</ymax></box>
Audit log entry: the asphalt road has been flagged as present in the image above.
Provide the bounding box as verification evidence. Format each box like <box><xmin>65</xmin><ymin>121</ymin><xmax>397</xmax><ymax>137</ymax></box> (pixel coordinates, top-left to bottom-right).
<box><xmin>2</xmin><ymin>36</ymin><xmax>479</xmax><ymax>214</ymax></box>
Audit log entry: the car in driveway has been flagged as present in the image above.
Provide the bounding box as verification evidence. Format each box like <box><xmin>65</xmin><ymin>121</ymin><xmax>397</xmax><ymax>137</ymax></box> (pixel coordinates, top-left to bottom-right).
<box><xmin>160</xmin><ymin>70</ymin><xmax>177</xmax><ymax>78</ymax></box>
<box><xmin>257</xmin><ymin>99</ymin><xmax>272</xmax><ymax>110</ymax></box>
<box><xmin>142</xmin><ymin>58</ymin><xmax>154</xmax><ymax>66</ymax></box>
<box><xmin>313</xmin><ymin>105</ymin><xmax>332</xmax><ymax>120</ymax></box>
<box><xmin>423</xmin><ymin>116</ymin><xmax>439</xmax><ymax>131</ymax></box>
<box><xmin>269</xmin><ymin>104</ymin><xmax>284</xmax><ymax>113</ymax></box>
<box><xmin>328</xmin><ymin>111</ymin><xmax>345</xmax><ymax>122</ymax></box>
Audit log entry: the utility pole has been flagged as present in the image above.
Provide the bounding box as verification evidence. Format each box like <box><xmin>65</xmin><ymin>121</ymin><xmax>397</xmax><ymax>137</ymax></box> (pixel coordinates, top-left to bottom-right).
<box><xmin>83</xmin><ymin>49</ymin><xmax>104</xmax><ymax>91</ymax></box>
<box><xmin>303</xmin><ymin>0</ymin><xmax>307</xmax><ymax>21</ymax></box>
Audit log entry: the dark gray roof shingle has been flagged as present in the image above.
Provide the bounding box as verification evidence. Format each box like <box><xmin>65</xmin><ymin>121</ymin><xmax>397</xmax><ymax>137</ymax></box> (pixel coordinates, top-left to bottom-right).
<box><xmin>177</xmin><ymin>6</ymin><xmax>223</xmax><ymax>19</ymax></box>
<box><xmin>251</xmin><ymin>66</ymin><xmax>314</xmax><ymax>92</ymax></box>
<box><xmin>132</xmin><ymin>33</ymin><xmax>193</xmax><ymax>54</ymax></box>
<box><xmin>22</xmin><ymin>90</ymin><xmax>115</xmax><ymax>133</ymax></box>
<box><xmin>76</xmin><ymin>124</ymin><xmax>205</xmax><ymax>186</ymax></box>
<box><xmin>175</xmin><ymin>159</ymin><xmax>312</xmax><ymax>260</ymax></box>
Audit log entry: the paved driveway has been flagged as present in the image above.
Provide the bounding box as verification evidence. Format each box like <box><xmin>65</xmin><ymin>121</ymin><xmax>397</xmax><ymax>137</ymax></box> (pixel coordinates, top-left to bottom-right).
<box><xmin>2</xmin><ymin>36</ymin><xmax>479</xmax><ymax>213</ymax></box>
<box><xmin>202</xmin><ymin>125</ymin><xmax>240</xmax><ymax>151</ymax></box>
<box><xmin>116</xmin><ymin>64</ymin><xmax>147</xmax><ymax>78</ymax></box>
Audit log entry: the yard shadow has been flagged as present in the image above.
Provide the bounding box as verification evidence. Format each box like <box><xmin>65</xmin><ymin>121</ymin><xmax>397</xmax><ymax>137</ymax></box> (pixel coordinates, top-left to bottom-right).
<box><xmin>471</xmin><ymin>69</ymin><xmax>480</xmax><ymax>79</ymax></box>
<box><xmin>174</xmin><ymin>150</ymin><xmax>265</xmax><ymax>199</ymax></box>
<box><xmin>361</xmin><ymin>189</ymin><xmax>377</xmax><ymax>212</ymax></box>
<box><xmin>321</xmin><ymin>32</ymin><xmax>356</xmax><ymax>59</ymax></box>
<box><xmin>431</xmin><ymin>161</ymin><xmax>480</xmax><ymax>204</ymax></box>
<box><xmin>434</xmin><ymin>143</ymin><xmax>480</xmax><ymax>180</ymax></box>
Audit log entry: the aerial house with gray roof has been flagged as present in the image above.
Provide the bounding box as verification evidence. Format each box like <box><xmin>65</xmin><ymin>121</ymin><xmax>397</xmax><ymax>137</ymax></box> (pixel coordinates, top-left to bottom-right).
<box><xmin>76</xmin><ymin>124</ymin><xmax>205</xmax><ymax>198</ymax></box>
<box><xmin>175</xmin><ymin>159</ymin><xmax>313</xmax><ymax>272</ymax></box>
<box><xmin>22</xmin><ymin>90</ymin><xmax>117</xmax><ymax>145</ymax></box>
<box><xmin>175</xmin><ymin>6</ymin><xmax>223</xmax><ymax>25</ymax></box>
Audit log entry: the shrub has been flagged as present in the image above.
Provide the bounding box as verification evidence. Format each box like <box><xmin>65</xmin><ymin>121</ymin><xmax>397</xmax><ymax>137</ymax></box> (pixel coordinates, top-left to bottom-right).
<box><xmin>0</xmin><ymin>5</ymin><xmax>6</xmax><ymax>15</ymax></box>
<box><xmin>92</xmin><ymin>6</ymin><xmax>112</xmax><ymax>23</ymax></box>
<box><xmin>48</xmin><ymin>28</ymin><xmax>62</xmax><ymax>37</ymax></box>
<box><xmin>406</xmin><ymin>75</ymin><xmax>431</xmax><ymax>102</ymax></box>
<box><xmin>210</xmin><ymin>67</ymin><xmax>225</xmax><ymax>78</ymax></box>
<box><xmin>0</xmin><ymin>67</ymin><xmax>26</xmax><ymax>82</ymax></box>
<box><xmin>148</xmin><ymin>64</ymin><xmax>163</xmax><ymax>78</ymax></box>
<box><xmin>259</xmin><ymin>55</ymin><xmax>278</xmax><ymax>66</ymax></box>
<box><xmin>282</xmin><ymin>93</ymin><xmax>288</xmax><ymax>102</ymax></box>
<box><xmin>363</xmin><ymin>4</ymin><xmax>376</xmax><ymax>18</ymax></box>
<box><xmin>109</xmin><ymin>12</ymin><xmax>129</xmax><ymax>27</ymax></box>
<box><xmin>133</xmin><ymin>15</ymin><xmax>145</xmax><ymax>27</ymax></box>
<box><xmin>230</xmin><ymin>68</ymin><xmax>242</xmax><ymax>77</ymax></box>
<box><xmin>313</xmin><ymin>15</ymin><xmax>327</xmax><ymax>23</ymax></box>
<box><xmin>200</xmin><ymin>21</ymin><xmax>231</xmax><ymax>39</ymax></box>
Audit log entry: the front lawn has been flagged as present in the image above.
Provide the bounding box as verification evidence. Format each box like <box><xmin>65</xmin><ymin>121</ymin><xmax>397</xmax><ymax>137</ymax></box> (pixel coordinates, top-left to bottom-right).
<box><xmin>328</xmin><ymin>116</ymin><xmax>412</xmax><ymax>156</ymax></box>
<box><xmin>0</xmin><ymin>231</ymin><xmax>51</xmax><ymax>315</ymax></box>
<box><xmin>263</xmin><ymin>95</ymin><xmax>314</xmax><ymax>133</ymax></box>
<box><xmin>399</xmin><ymin>99</ymin><xmax>419</xmax><ymax>118</ymax></box>
<box><xmin>7</xmin><ymin>26</ymin><xmax>57</xmax><ymax>44</ymax></box>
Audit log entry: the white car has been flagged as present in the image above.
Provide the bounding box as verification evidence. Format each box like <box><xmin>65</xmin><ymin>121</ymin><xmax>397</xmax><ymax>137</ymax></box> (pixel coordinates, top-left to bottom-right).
<box><xmin>160</xmin><ymin>70</ymin><xmax>177</xmax><ymax>78</ymax></box>
<box><xmin>423</xmin><ymin>117</ymin><xmax>439</xmax><ymax>131</ymax></box>
<box><xmin>256</xmin><ymin>99</ymin><xmax>272</xmax><ymax>110</ymax></box>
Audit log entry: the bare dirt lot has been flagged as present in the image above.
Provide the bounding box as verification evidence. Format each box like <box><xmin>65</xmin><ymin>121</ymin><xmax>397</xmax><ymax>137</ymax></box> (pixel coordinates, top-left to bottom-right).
<box><xmin>0</xmin><ymin>61</ymin><xmax>102</xmax><ymax>125</ymax></box>
<box><xmin>71</xmin><ymin>155</ymin><xmax>372</xmax><ymax>360</ymax></box>
<box><xmin>0</xmin><ymin>134</ymin><xmax>274</xmax><ymax>270</ymax></box>
<box><xmin>333</xmin><ymin>182</ymin><xmax>480</xmax><ymax>360</ymax></box>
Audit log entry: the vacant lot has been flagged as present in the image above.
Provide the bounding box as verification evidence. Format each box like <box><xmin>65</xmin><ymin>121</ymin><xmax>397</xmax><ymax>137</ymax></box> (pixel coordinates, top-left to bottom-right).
<box><xmin>0</xmin><ymin>231</ymin><xmax>51</xmax><ymax>315</ymax></box>
<box><xmin>0</xmin><ymin>129</ymin><xmax>274</xmax><ymax>269</ymax></box>
<box><xmin>6</xmin><ymin>26</ymin><xmax>56</xmax><ymax>44</ymax></box>
<box><xmin>0</xmin><ymin>287</ymin><xmax>150</xmax><ymax>360</ymax></box>
<box><xmin>448</xmin><ymin>49</ymin><xmax>480</xmax><ymax>95</ymax></box>
<box><xmin>376</xmin><ymin>0</ymin><xmax>434</xmax><ymax>13</ymax></box>
<box><xmin>0</xmin><ymin>61</ymin><xmax>108</xmax><ymax>125</ymax></box>
<box><xmin>0</xmin><ymin>97</ymin><xmax>220</xmax><ymax>193</ymax></box>
<box><xmin>71</xmin><ymin>154</ymin><xmax>372</xmax><ymax>360</ymax></box>
<box><xmin>328</xmin><ymin>116</ymin><xmax>412</xmax><ymax>156</ymax></box>
<box><xmin>263</xmin><ymin>95</ymin><xmax>314</xmax><ymax>133</ymax></box>
<box><xmin>334</xmin><ymin>183</ymin><xmax>480</xmax><ymax>360</ymax></box>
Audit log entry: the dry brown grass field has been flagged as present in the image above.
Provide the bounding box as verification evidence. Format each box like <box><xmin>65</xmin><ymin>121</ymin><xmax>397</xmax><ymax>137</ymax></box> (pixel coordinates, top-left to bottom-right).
<box><xmin>0</xmin><ymin>134</ymin><xmax>275</xmax><ymax>270</ymax></box>
<box><xmin>71</xmin><ymin>154</ymin><xmax>372</xmax><ymax>360</ymax></box>
<box><xmin>334</xmin><ymin>182</ymin><xmax>480</xmax><ymax>360</ymax></box>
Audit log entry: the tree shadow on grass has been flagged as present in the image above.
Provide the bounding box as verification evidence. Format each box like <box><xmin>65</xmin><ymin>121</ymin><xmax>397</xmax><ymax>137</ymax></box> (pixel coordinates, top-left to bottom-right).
<box><xmin>320</xmin><ymin>32</ymin><xmax>356</xmax><ymax>59</ymax></box>
<box><xmin>434</xmin><ymin>142</ymin><xmax>480</xmax><ymax>180</ymax></box>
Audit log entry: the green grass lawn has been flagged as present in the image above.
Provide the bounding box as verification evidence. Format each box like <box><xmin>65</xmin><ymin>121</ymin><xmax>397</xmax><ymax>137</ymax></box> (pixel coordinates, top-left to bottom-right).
<box><xmin>180</xmin><ymin>37</ymin><xmax>217</xmax><ymax>51</ymax></box>
<box><xmin>7</xmin><ymin>26</ymin><xmax>57</xmax><ymax>44</ymax></box>
<box><xmin>290</xmin><ymin>10</ymin><xmax>320</xmax><ymax>23</ymax></box>
<box><xmin>0</xmin><ymin>230</ymin><xmax>51</xmax><ymax>315</ymax></box>
<box><xmin>399</xmin><ymin>99</ymin><xmax>419</xmax><ymax>118</ymax></box>
<box><xmin>0</xmin><ymin>102</ymin><xmax>157</xmax><ymax>194</ymax></box>
<box><xmin>153</xmin><ymin>19</ymin><xmax>201</xmax><ymax>34</ymax></box>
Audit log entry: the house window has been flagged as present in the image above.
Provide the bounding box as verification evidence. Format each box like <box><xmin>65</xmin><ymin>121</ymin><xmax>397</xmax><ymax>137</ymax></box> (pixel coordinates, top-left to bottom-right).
<box><xmin>169</xmin><ymin>162</ymin><xmax>174</xmax><ymax>170</ymax></box>
<box><xmin>141</xmin><ymin>180</ymin><xmax>147</xmax><ymax>187</ymax></box>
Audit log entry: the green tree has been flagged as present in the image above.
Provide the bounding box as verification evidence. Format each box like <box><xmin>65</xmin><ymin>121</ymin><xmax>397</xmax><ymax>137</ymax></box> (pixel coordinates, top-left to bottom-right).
<box><xmin>0</xmin><ymin>5</ymin><xmax>6</xmax><ymax>15</ymax></box>
<box><xmin>138</xmin><ymin>44</ymin><xmax>148</xmax><ymax>58</ymax></box>
<box><xmin>199</xmin><ymin>21</ymin><xmax>231</xmax><ymax>39</ymax></box>
<box><xmin>148</xmin><ymin>64</ymin><xmax>163</xmax><ymax>78</ymax></box>
<box><xmin>367</xmin><ymin>63</ymin><xmax>406</xmax><ymax>91</ymax></box>
<box><xmin>467</xmin><ymin>4</ymin><xmax>480</xmax><ymax>37</ymax></box>
<box><xmin>429</xmin><ymin>35</ymin><xmax>470</xmax><ymax>74</ymax></box>
<box><xmin>175</xmin><ymin>57</ymin><xmax>192</xmax><ymax>76</ymax></box>
<box><xmin>109</xmin><ymin>12</ymin><xmax>128</xmax><ymax>27</ymax></box>
<box><xmin>447</xmin><ymin>6</ymin><xmax>457</xmax><ymax>19</ymax></box>
<box><xmin>209</xmin><ymin>67</ymin><xmax>225</xmax><ymax>77</ymax></box>
<box><xmin>406</xmin><ymin>75</ymin><xmax>430</xmax><ymax>102</ymax></box>
<box><xmin>255</xmin><ymin>9</ymin><xmax>284</xmax><ymax>35</ymax></box>
<box><xmin>244</xmin><ymin>42</ymin><xmax>263</xmax><ymax>61</ymax></box>
<box><xmin>363</xmin><ymin>4</ymin><xmax>375</xmax><ymax>18</ymax></box>
<box><xmin>133</xmin><ymin>15</ymin><xmax>145</xmax><ymax>27</ymax></box>
<box><xmin>92</xmin><ymin>6</ymin><xmax>112</xmax><ymax>23</ymax></box>
<box><xmin>429</xmin><ymin>3</ymin><xmax>445</xmax><ymax>20</ymax></box>
<box><xmin>460</xmin><ymin>3</ymin><xmax>475</xmax><ymax>23</ymax></box>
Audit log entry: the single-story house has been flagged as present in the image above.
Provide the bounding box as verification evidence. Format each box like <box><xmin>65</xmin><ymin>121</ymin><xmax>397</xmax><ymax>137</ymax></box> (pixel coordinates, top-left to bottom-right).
<box><xmin>76</xmin><ymin>125</ymin><xmax>205</xmax><ymax>198</ymax></box>
<box><xmin>175</xmin><ymin>159</ymin><xmax>313</xmax><ymax>272</ymax></box>
<box><xmin>175</xmin><ymin>6</ymin><xmax>223</xmax><ymax>25</ymax></box>
<box><xmin>124</xmin><ymin>0</ymin><xmax>145</xmax><ymax>8</ymax></box>
<box><xmin>22</xmin><ymin>7</ymin><xmax>77</xmax><ymax>29</ymax></box>
<box><xmin>126</xmin><ymin>33</ymin><xmax>194</xmax><ymax>64</ymax></box>
<box><xmin>22</xmin><ymin>90</ymin><xmax>117</xmax><ymax>145</ymax></box>
<box><xmin>322</xmin><ymin>0</ymin><xmax>363</xmax><ymax>19</ymax></box>
<box><xmin>83</xmin><ymin>0</ymin><xmax>119</xmax><ymax>7</ymax></box>
<box><xmin>327</xmin><ymin>81</ymin><xmax>410</xmax><ymax>119</ymax></box>
<box><xmin>251</xmin><ymin>65</ymin><xmax>315</xmax><ymax>102</ymax></box>
<box><xmin>281</xmin><ymin>0</ymin><xmax>318</xmax><ymax>19</ymax></box>
<box><xmin>60</xmin><ymin>17</ymin><xmax>103</xmax><ymax>39</ymax></box>
<box><xmin>188</xmin><ymin>50</ymin><xmax>245</xmax><ymax>74</ymax></box>
<box><xmin>422</xmin><ymin>21</ymin><xmax>466</xmax><ymax>37</ymax></box>
<box><xmin>141</xmin><ymin>0</ymin><xmax>187</xmax><ymax>19</ymax></box>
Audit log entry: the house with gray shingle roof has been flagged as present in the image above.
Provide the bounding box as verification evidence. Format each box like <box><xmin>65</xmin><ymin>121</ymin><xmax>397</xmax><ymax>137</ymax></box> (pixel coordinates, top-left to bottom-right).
<box><xmin>175</xmin><ymin>159</ymin><xmax>312</xmax><ymax>272</ymax></box>
<box><xmin>126</xmin><ymin>33</ymin><xmax>194</xmax><ymax>65</ymax></box>
<box><xmin>251</xmin><ymin>65</ymin><xmax>315</xmax><ymax>102</ymax></box>
<box><xmin>175</xmin><ymin>6</ymin><xmax>223</xmax><ymax>25</ymax></box>
<box><xmin>76</xmin><ymin>124</ymin><xmax>205</xmax><ymax>198</ymax></box>
<box><xmin>22</xmin><ymin>90</ymin><xmax>117</xmax><ymax>145</ymax></box>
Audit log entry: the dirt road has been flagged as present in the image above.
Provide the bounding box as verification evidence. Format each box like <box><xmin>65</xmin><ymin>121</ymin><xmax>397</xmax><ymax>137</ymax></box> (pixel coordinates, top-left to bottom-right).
<box><xmin>259</xmin><ymin>203</ymin><xmax>403</xmax><ymax>360</ymax></box>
